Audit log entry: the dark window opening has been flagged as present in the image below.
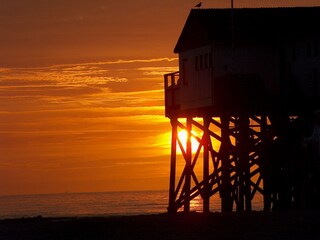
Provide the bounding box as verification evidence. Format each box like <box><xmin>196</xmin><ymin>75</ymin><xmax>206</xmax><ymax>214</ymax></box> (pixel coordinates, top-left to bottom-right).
<box><xmin>182</xmin><ymin>59</ymin><xmax>188</xmax><ymax>85</ymax></box>
<box><xmin>204</xmin><ymin>54</ymin><xmax>208</xmax><ymax>69</ymax></box>
<box><xmin>200</xmin><ymin>55</ymin><xmax>204</xmax><ymax>70</ymax></box>
<box><xmin>209</xmin><ymin>53</ymin><xmax>213</xmax><ymax>67</ymax></box>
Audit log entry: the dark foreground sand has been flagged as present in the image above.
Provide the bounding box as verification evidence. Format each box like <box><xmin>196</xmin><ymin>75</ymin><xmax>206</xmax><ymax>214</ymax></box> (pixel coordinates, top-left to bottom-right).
<box><xmin>1</xmin><ymin>211</ymin><xmax>320</xmax><ymax>240</ymax></box>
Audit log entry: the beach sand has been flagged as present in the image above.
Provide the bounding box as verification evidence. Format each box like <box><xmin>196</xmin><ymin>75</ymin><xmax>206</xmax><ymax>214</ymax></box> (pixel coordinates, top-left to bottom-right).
<box><xmin>1</xmin><ymin>211</ymin><xmax>320</xmax><ymax>240</ymax></box>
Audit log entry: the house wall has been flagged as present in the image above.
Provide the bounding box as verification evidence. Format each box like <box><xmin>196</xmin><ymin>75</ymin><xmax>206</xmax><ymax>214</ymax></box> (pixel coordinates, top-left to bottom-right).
<box><xmin>213</xmin><ymin>43</ymin><xmax>281</xmax><ymax>96</ymax></box>
<box><xmin>177</xmin><ymin>45</ymin><xmax>213</xmax><ymax>110</ymax></box>
<box><xmin>286</xmin><ymin>37</ymin><xmax>320</xmax><ymax>97</ymax></box>
<box><xmin>176</xmin><ymin>43</ymin><xmax>281</xmax><ymax>111</ymax></box>
<box><xmin>175</xmin><ymin>38</ymin><xmax>320</xmax><ymax>112</ymax></box>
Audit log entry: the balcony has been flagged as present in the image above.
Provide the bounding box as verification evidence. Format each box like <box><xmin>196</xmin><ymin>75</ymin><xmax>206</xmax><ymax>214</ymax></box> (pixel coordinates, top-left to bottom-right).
<box><xmin>164</xmin><ymin>71</ymin><xmax>180</xmax><ymax>116</ymax></box>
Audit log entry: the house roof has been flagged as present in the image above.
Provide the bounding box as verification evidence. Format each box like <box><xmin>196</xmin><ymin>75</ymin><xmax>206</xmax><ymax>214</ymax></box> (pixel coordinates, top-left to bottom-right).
<box><xmin>174</xmin><ymin>7</ymin><xmax>320</xmax><ymax>53</ymax></box>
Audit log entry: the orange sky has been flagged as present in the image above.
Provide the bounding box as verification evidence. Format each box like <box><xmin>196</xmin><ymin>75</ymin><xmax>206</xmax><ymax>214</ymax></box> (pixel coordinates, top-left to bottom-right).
<box><xmin>1</xmin><ymin>0</ymin><xmax>319</xmax><ymax>196</ymax></box>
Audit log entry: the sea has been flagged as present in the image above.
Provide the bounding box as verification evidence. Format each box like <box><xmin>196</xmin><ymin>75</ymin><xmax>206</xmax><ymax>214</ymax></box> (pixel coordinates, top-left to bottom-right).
<box><xmin>0</xmin><ymin>190</ymin><xmax>263</xmax><ymax>219</ymax></box>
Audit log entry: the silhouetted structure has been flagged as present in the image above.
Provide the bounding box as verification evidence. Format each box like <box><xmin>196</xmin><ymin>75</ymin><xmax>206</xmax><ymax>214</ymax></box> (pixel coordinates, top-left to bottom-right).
<box><xmin>164</xmin><ymin>7</ymin><xmax>320</xmax><ymax>213</ymax></box>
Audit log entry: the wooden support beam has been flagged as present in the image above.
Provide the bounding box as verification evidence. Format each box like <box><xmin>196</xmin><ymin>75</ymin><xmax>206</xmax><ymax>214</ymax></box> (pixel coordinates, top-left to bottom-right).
<box><xmin>203</xmin><ymin>117</ymin><xmax>210</xmax><ymax>213</ymax></box>
<box><xmin>168</xmin><ymin>118</ymin><xmax>178</xmax><ymax>213</ymax></box>
<box><xmin>220</xmin><ymin>115</ymin><xmax>233</xmax><ymax>212</ymax></box>
<box><xmin>184</xmin><ymin>118</ymin><xmax>192</xmax><ymax>212</ymax></box>
<box><xmin>167</xmin><ymin>115</ymin><xmax>271</xmax><ymax>213</ymax></box>
<box><xmin>238</xmin><ymin>115</ymin><xmax>252</xmax><ymax>211</ymax></box>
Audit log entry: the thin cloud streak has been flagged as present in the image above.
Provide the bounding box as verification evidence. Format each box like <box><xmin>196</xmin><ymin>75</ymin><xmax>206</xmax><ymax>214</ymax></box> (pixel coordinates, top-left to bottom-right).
<box><xmin>0</xmin><ymin>58</ymin><xmax>177</xmax><ymax>100</ymax></box>
<box><xmin>0</xmin><ymin>56</ymin><xmax>176</xmax><ymax>114</ymax></box>
<box><xmin>0</xmin><ymin>57</ymin><xmax>178</xmax><ymax>71</ymax></box>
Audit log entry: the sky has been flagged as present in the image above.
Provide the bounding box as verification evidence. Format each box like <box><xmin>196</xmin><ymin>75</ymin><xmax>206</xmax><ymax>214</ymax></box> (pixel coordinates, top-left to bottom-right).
<box><xmin>1</xmin><ymin>0</ymin><xmax>320</xmax><ymax>196</ymax></box>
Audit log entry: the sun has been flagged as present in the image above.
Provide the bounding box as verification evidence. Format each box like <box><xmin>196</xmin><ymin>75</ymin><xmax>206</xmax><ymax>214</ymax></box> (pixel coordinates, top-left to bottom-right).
<box><xmin>177</xmin><ymin>129</ymin><xmax>200</xmax><ymax>153</ymax></box>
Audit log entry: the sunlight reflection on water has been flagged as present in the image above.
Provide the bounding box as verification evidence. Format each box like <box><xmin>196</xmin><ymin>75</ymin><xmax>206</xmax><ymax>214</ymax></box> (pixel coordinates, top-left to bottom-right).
<box><xmin>190</xmin><ymin>193</ymin><xmax>263</xmax><ymax>213</ymax></box>
<box><xmin>0</xmin><ymin>190</ymin><xmax>264</xmax><ymax>219</ymax></box>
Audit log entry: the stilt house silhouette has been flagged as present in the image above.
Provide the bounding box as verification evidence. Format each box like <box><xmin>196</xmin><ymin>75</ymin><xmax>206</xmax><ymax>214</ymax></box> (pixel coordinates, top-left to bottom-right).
<box><xmin>164</xmin><ymin>7</ymin><xmax>320</xmax><ymax>213</ymax></box>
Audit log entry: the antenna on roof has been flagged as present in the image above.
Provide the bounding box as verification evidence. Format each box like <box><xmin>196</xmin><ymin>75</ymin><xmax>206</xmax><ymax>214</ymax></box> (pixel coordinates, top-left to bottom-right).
<box><xmin>231</xmin><ymin>0</ymin><xmax>235</xmax><ymax>53</ymax></box>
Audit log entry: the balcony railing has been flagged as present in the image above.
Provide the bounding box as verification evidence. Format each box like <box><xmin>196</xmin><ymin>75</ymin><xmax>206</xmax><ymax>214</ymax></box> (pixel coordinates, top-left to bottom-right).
<box><xmin>164</xmin><ymin>71</ymin><xmax>180</xmax><ymax>115</ymax></box>
<box><xmin>164</xmin><ymin>71</ymin><xmax>180</xmax><ymax>89</ymax></box>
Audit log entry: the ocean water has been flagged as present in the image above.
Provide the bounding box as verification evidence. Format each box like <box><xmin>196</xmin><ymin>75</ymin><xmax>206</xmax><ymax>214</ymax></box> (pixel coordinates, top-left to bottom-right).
<box><xmin>0</xmin><ymin>190</ymin><xmax>263</xmax><ymax>219</ymax></box>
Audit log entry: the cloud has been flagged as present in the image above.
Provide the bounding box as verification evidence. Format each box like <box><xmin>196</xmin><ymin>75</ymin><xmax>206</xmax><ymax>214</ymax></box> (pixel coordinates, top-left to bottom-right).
<box><xmin>137</xmin><ymin>66</ymin><xmax>178</xmax><ymax>76</ymax></box>
<box><xmin>96</xmin><ymin>57</ymin><xmax>178</xmax><ymax>65</ymax></box>
<box><xmin>0</xmin><ymin>58</ymin><xmax>177</xmax><ymax>110</ymax></box>
<box><xmin>1</xmin><ymin>57</ymin><xmax>178</xmax><ymax>70</ymax></box>
<box><xmin>0</xmin><ymin>65</ymin><xmax>127</xmax><ymax>87</ymax></box>
<box><xmin>0</xmin><ymin>57</ymin><xmax>177</xmax><ymax>87</ymax></box>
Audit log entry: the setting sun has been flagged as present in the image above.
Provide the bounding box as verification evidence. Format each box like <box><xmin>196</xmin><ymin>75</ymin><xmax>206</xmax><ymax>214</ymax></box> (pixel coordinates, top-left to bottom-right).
<box><xmin>177</xmin><ymin>129</ymin><xmax>201</xmax><ymax>154</ymax></box>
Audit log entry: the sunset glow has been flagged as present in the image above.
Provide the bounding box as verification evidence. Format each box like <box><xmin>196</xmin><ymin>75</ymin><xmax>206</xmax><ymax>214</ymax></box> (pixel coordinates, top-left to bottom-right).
<box><xmin>1</xmin><ymin>0</ymin><xmax>319</xmax><ymax>196</ymax></box>
<box><xmin>177</xmin><ymin>130</ymin><xmax>201</xmax><ymax>154</ymax></box>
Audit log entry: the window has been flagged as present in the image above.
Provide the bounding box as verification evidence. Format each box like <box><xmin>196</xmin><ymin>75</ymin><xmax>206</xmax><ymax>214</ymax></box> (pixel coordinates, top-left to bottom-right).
<box><xmin>195</xmin><ymin>53</ymin><xmax>213</xmax><ymax>71</ymax></box>
<box><xmin>200</xmin><ymin>55</ymin><xmax>204</xmax><ymax>70</ymax></box>
<box><xmin>204</xmin><ymin>54</ymin><xmax>208</xmax><ymax>69</ymax></box>
<box><xmin>195</xmin><ymin>56</ymin><xmax>199</xmax><ymax>71</ymax></box>
<box><xmin>209</xmin><ymin>53</ymin><xmax>213</xmax><ymax>67</ymax></box>
<box><xmin>182</xmin><ymin>59</ymin><xmax>188</xmax><ymax>85</ymax></box>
